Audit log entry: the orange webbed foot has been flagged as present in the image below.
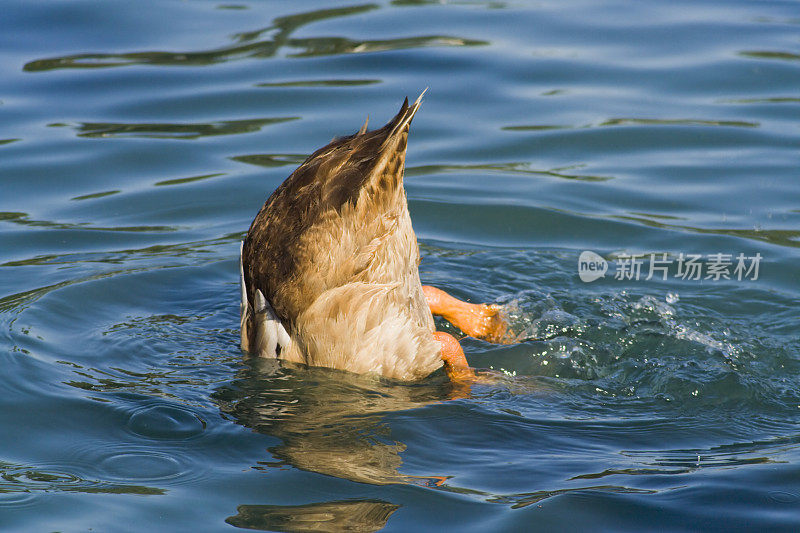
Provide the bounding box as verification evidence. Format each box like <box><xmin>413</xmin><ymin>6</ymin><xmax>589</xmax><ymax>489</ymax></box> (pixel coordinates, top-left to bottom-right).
<box><xmin>424</xmin><ymin>286</ymin><xmax>513</xmax><ymax>344</ymax></box>
<box><xmin>433</xmin><ymin>331</ymin><xmax>476</xmax><ymax>382</ymax></box>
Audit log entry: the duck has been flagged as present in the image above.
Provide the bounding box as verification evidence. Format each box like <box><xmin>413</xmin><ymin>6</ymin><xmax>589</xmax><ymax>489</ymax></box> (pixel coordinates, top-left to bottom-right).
<box><xmin>240</xmin><ymin>92</ymin><xmax>507</xmax><ymax>382</ymax></box>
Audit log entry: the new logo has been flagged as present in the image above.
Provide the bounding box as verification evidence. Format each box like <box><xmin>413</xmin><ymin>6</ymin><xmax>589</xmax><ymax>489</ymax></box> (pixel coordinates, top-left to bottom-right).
<box><xmin>578</xmin><ymin>251</ymin><xmax>607</xmax><ymax>282</ymax></box>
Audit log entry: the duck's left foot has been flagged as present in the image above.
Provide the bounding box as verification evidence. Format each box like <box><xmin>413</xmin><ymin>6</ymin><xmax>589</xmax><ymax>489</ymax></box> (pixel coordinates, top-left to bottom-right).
<box><xmin>424</xmin><ymin>286</ymin><xmax>513</xmax><ymax>344</ymax></box>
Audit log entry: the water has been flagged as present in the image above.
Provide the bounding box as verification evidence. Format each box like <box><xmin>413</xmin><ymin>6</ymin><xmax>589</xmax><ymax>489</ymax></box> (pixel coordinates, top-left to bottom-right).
<box><xmin>2</xmin><ymin>0</ymin><xmax>799</xmax><ymax>530</ymax></box>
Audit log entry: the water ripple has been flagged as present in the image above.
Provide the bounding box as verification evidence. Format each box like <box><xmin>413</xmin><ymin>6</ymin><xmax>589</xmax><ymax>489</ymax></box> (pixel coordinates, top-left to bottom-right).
<box><xmin>63</xmin><ymin>117</ymin><xmax>299</xmax><ymax>140</ymax></box>
<box><xmin>3</xmin><ymin>0</ymin><xmax>800</xmax><ymax>529</ymax></box>
<box><xmin>256</xmin><ymin>78</ymin><xmax>380</xmax><ymax>88</ymax></box>
<box><xmin>487</xmin><ymin>485</ymin><xmax>658</xmax><ymax>509</ymax></box>
<box><xmin>23</xmin><ymin>4</ymin><xmax>486</xmax><ymax>72</ymax></box>
<box><xmin>98</xmin><ymin>448</ymin><xmax>188</xmax><ymax>483</ymax></box>
<box><xmin>0</xmin><ymin>211</ymin><xmax>178</xmax><ymax>234</ymax></box>
<box><xmin>126</xmin><ymin>403</ymin><xmax>207</xmax><ymax>441</ymax></box>
<box><xmin>0</xmin><ymin>460</ymin><xmax>164</xmax><ymax>502</ymax></box>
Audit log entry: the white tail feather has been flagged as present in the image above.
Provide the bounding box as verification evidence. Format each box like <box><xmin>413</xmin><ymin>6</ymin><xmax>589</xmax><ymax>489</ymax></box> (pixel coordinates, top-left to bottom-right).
<box><xmin>239</xmin><ymin>241</ymin><xmax>291</xmax><ymax>358</ymax></box>
<box><xmin>239</xmin><ymin>241</ymin><xmax>251</xmax><ymax>351</ymax></box>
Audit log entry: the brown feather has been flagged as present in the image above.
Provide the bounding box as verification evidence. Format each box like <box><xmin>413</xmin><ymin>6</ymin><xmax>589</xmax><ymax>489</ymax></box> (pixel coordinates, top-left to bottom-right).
<box><xmin>241</xmin><ymin>93</ymin><xmax>439</xmax><ymax>380</ymax></box>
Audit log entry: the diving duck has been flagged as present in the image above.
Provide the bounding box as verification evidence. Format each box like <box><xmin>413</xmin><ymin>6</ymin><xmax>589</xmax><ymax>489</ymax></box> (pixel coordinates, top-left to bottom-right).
<box><xmin>240</xmin><ymin>92</ymin><xmax>507</xmax><ymax>382</ymax></box>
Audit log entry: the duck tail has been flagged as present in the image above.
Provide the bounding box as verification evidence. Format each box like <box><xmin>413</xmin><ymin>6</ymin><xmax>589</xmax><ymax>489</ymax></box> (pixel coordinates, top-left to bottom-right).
<box><xmin>382</xmin><ymin>88</ymin><xmax>427</xmax><ymax>148</ymax></box>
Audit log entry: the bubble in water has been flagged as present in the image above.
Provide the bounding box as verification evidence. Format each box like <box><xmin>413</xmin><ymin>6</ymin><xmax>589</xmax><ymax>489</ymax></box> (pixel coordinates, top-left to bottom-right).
<box><xmin>666</xmin><ymin>292</ymin><xmax>679</xmax><ymax>304</ymax></box>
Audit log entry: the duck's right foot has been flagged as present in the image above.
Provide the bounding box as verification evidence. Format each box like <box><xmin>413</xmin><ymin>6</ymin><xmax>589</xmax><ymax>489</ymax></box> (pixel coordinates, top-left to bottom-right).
<box><xmin>424</xmin><ymin>285</ymin><xmax>513</xmax><ymax>344</ymax></box>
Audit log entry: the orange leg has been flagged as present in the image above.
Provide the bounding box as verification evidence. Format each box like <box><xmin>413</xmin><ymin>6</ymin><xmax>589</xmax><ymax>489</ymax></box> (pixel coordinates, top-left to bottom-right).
<box><xmin>433</xmin><ymin>331</ymin><xmax>476</xmax><ymax>382</ymax></box>
<box><xmin>423</xmin><ymin>285</ymin><xmax>511</xmax><ymax>344</ymax></box>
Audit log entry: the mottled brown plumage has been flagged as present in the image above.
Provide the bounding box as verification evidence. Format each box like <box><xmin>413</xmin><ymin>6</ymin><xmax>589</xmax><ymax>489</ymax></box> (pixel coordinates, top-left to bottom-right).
<box><xmin>240</xmin><ymin>93</ymin><xmax>441</xmax><ymax>380</ymax></box>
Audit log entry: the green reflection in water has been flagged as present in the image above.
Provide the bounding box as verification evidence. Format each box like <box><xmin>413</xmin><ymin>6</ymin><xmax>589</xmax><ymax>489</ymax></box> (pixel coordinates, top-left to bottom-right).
<box><xmin>256</xmin><ymin>78</ymin><xmax>381</xmax><ymax>87</ymax></box>
<box><xmin>392</xmin><ymin>0</ymin><xmax>507</xmax><ymax>7</ymax></box>
<box><xmin>231</xmin><ymin>4</ymin><xmax>379</xmax><ymax>43</ymax></box>
<box><xmin>0</xmin><ymin>263</ymin><xmax>175</xmax><ymax>312</ymax></box>
<box><xmin>739</xmin><ymin>50</ymin><xmax>800</xmax><ymax>62</ymax></box>
<box><xmin>504</xmin><ymin>118</ymin><xmax>761</xmax><ymax>130</ymax></box>
<box><xmin>231</xmin><ymin>154</ymin><xmax>308</xmax><ymax>168</ymax></box>
<box><xmin>610</xmin><ymin>213</ymin><xmax>800</xmax><ymax>249</ymax></box>
<box><xmin>570</xmin><ymin>434</ymin><xmax>800</xmax><ymax>481</ymax></box>
<box><xmin>0</xmin><ymin>211</ymin><xmax>178</xmax><ymax>233</ymax></box>
<box><xmin>720</xmin><ymin>96</ymin><xmax>800</xmax><ymax>104</ymax></box>
<box><xmin>23</xmin><ymin>3</ymin><xmax>486</xmax><ymax>71</ymax></box>
<box><xmin>751</xmin><ymin>16</ymin><xmax>800</xmax><ymax>25</ymax></box>
<box><xmin>155</xmin><ymin>173</ymin><xmax>226</xmax><ymax>187</ymax></box>
<box><xmin>516</xmin><ymin>204</ymin><xmax>800</xmax><ymax>250</ymax></box>
<box><xmin>63</xmin><ymin>362</ymin><xmax>206</xmax><ymax>401</ymax></box>
<box><xmin>0</xmin><ymin>460</ymin><xmax>164</xmax><ymax>496</ymax></box>
<box><xmin>2</xmin><ymin>232</ymin><xmax>244</xmax><ymax>271</ymax></box>
<box><xmin>407</xmin><ymin>162</ymin><xmax>799</xmax><ymax>248</ymax></box>
<box><xmin>487</xmin><ymin>485</ymin><xmax>658</xmax><ymax>509</ymax></box>
<box><xmin>407</xmin><ymin>162</ymin><xmax>613</xmax><ymax>182</ymax></box>
<box><xmin>599</xmin><ymin>118</ymin><xmax>760</xmax><ymax>128</ymax></box>
<box><xmin>627</xmin><ymin>211</ymin><xmax>686</xmax><ymax>221</ymax></box>
<box><xmin>502</xmin><ymin>124</ymin><xmax>569</xmax><ymax>131</ymax></box>
<box><xmin>71</xmin><ymin>190</ymin><xmax>122</xmax><ymax>201</ymax></box>
<box><xmin>1</xmin><ymin>232</ymin><xmax>243</xmax><ymax>307</ymax></box>
<box><xmin>0</xmin><ymin>212</ymin><xmax>177</xmax><ymax>233</ymax></box>
<box><xmin>286</xmin><ymin>35</ymin><xmax>487</xmax><ymax>58</ymax></box>
<box><xmin>226</xmin><ymin>500</ymin><xmax>400</xmax><ymax>532</ymax></box>
<box><xmin>61</xmin><ymin>117</ymin><xmax>298</xmax><ymax>140</ymax></box>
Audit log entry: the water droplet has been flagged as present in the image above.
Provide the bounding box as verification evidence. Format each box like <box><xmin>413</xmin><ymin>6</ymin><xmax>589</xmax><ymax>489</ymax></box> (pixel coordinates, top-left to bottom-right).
<box><xmin>666</xmin><ymin>292</ymin><xmax>679</xmax><ymax>304</ymax></box>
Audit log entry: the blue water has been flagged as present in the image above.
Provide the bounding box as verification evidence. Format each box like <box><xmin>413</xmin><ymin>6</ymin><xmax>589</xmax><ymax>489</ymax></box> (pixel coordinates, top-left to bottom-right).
<box><xmin>2</xmin><ymin>0</ymin><xmax>799</xmax><ymax>531</ymax></box>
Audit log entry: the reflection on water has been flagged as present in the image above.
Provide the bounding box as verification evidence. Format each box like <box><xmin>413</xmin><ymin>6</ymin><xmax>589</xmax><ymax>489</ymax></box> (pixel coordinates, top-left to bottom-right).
<box><xmin>0</xmin><ymin>459</ymin><xmax>163</xmax><ymax>498</ymax></box>
<box><xmin>722</xmin><ymin>96</ymin><xmax>800</xmax><ymax>104</ymax></box>
<box><xmin>210</xmin><ymin>273</ymin><xmax>798</xmax><ymax>530</ymax></box>
<box><xmin>0</xmin><ymin>211</ymin><xmax>177</xmax><ymax>234</ymax></box>
<box><xmin>226</xmin><ymin>500</ymin><xmax>400</xmax><ymax>532</ymax></box>
<box><xmin>154</xmin><ymin>173</ymin><xmax>226</xmax><ymax>187</ymax></box>
<box><xmin>503</xmin><ymin>118</ymin><xmax>761</xmax><ymax>130</ymax></box>
<box><xmin>71</xmin><ymin>190</ymin><xmax>122</xmax><ymax>201</ymax></box>
<box><xmin>609</xmin><ymin>213</ymin><xmax>800</xmax><ymax>249</ymax></box>
<box><xmin>23</xmin><ymin>3</ymin><xmax>486</xmax><ymax>72</ymax></box>
<box><xmin>570</xmin><ymin>435</ymin><xmax>800</xmax><ymax>483</ymax></box>
<box><xmin>214</xmin><ymin>360</ymin><xmax>457</xmax><ymax>486</ymax></box>
<box><xmin>3</xmin><ymin>0</ymin><xmax>800</xmax><ymax>529</ymax></box>
<box><xmin>739</xmin><ymin>50</ymin><xmax>800</xmax><ymax>62</ymax></box>
<box><xmin>231</xmin><ymin>154</ymin><xmax>309</xmax><ymax>168</ymax></box>
<box><xmin>597</xmin><ymin>118</ymin><xmax>759</xmax><ymax>128</ymax></box>
<box><xmin>487</xmin><ymin>485</ymin><xmax>657</xmax><ymax>509</ymax></box>
<box><xmin>407</xmin><ymin>162</ymin><xmax>613</xmax><ymax>182</ymax></box>
<box><xmin>256</xmin><ymin>79</ymin><xmax>380</xmax><ymax>88</ymax></box>
<box><xmin>63</xmin><ymin>117</ymin><xmax>298</xmax><ymax>140</ymax></box>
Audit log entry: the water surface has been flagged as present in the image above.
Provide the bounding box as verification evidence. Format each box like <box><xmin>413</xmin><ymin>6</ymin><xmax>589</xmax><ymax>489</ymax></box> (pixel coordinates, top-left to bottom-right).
<box><xmin>2</xmin><ymin>0</ymin><xmax>799</xmax><ymax>531</ymax></box>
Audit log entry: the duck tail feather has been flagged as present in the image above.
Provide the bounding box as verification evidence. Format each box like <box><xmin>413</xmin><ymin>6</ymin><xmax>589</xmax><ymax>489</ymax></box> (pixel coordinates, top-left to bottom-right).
<box><xmin>239</xmin><ymin>241</ymin><xmax>252</xmax><ymax>352</ymax></box>
<box><xmin>357</xmin><ymin>115</ymin><xmax>369</xmax><ymax>135</ymax></box>
<box><xmin>252</xmin><ymin>289</ymin><xmax>291</xmax><ymax>359</ymax></box>
<box><xmin>382</xmin><ymin>89</ymin><xmax>427</xmax><ymax>148</ymax></box>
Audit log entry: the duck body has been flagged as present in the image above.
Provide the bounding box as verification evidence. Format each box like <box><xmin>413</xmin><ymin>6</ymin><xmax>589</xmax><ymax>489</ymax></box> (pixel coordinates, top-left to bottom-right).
<box><xmin>240</xmin><ymin>95</ymin><xmax>442</xmax><ymax>381</ymax></box>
